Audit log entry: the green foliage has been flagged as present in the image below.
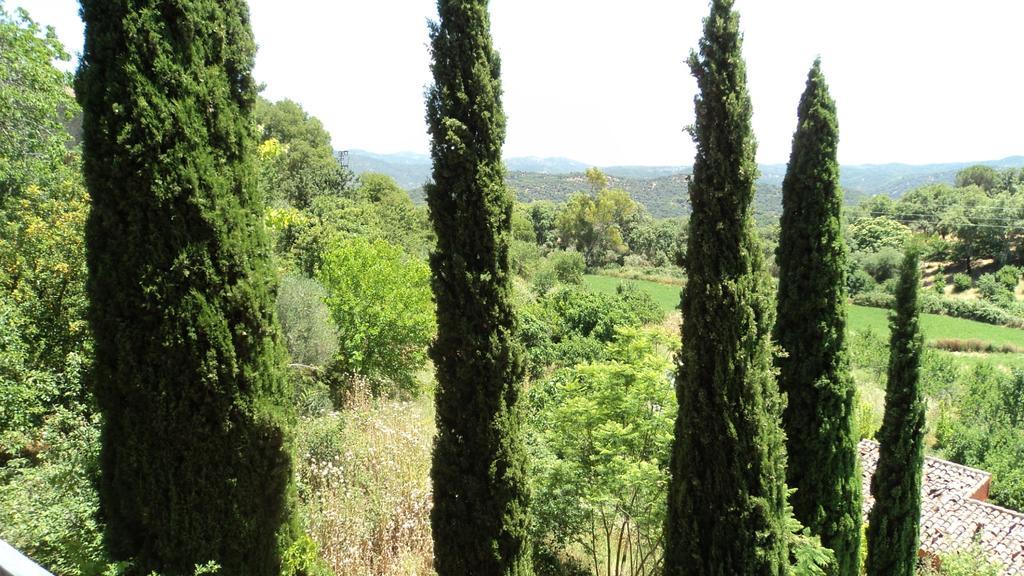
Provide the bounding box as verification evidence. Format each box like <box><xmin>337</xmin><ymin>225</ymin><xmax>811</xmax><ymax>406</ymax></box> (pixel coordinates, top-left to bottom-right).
<box><xmin>528</xmin><ymin>328</ymin><xmax>676</xmax><ymax>576</ymax></box>
<box><xmin>955</xmin><ymin>165</ymin><xmax>1001</xmax><ymax>192</ymax></box>
<box><xmin>933</xmin><ymin>274</ymin><xmax>946</xmax><ymax>294</ymax></box>
<box><xmin>76</xmin><ymin>1</ymin><xmax>300</xmax><ymax>572</ymax></box>
<box><xmin>0</xmin><ymin>3</ymin><xmax>78</xmax><ymax>199</ymax></box>
<box><xmin>866</xmin><ymin>250</ymin><xmax>926</xmax><ymax>576</ymax></box>
<box><xmin>927</xmin><ymin>546</ymin><xmax>1003</xmax><ymax>576</ymax></box>
<box><xmin>995</xmin><ymin>264</ymin><xmax>1021</xmax><ymax>290</ymax></box>
<box><xmin>317</xmin><ymin>237</ymin><xmax>435</xmax><ymax>396</ymax></box>
<box><xmin>545</xmin><ymin>285</ymin><xmax>662</xmax><ymax>343</ymax></box>
<box><xmin>975</xmin><ymin>273</ymin><xmax>1013</xmax><ymax>305</ymax></box>
<box><xmin>254</xmin><ymin>97</ymin><xmax>352</xmax><ymax>209</ymax></box>
<box><xmin>935</xmin><ymin>365</ymin><xmax>1024</xmax><ymax>510</ymax></box>
<box><xmin>858</xmin><ymin>247</ymin><xmax>904</xmax><ymax>282</ymax></box>
<box><xmin>0</xmin><ymin>410</ymin><xmax>106</xmax><ymax>576</ymax></box>
<box><xmin>531</xmin><ymin>250</ymin><xmax>586</xmax><ymax>294</ymax></box>
<box><xmin>784</xmin><ymin>492</ymin><xmax>838</xmax><ymax>576</ymax></box>
<box><xmin>953</xmin><ymin>273</ymin><xmax>973</xmax><ymax>292</ymax></box>
<box><xmin>276</xmin><ymin>275</ymin><xmax>338</xmax><ymax>368</ymax></box>
<box><xmin>665</xmin><ymin>0</ymin><xmax>789</xmax><ymax>573</ymax></box>
<box><xmin>774</xmin><ymin>59</ymin><xmax>860</xmax><ymax>576</ymax></box>
<box><xmin>425</xmin><ymin>0</ymin><xmax>532</xmax><ymax>572</ymax></box>
<box><xmin>557</xmin><ymin>189</ymin><xmax>640</xmax><ymax>267</ymax></box>
<box><xmin>848</xmin><ymin>217</ymin><xmax>912</xmax><ymax>253</ymax></box>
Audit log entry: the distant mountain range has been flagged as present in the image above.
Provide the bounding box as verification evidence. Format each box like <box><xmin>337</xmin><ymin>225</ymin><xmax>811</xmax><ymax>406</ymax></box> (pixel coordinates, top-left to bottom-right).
<box><xmin>345</xmin><ymin>149</ymin><xmax>1024</xmax><ymax>219</ymax></box>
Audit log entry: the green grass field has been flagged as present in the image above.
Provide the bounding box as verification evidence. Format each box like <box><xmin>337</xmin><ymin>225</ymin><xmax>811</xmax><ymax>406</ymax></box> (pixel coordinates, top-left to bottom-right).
<box><xmin>583</xmin><ymin>274</ymin><xmax>681</xmax><ymax>313</ymax></box>
<box><xmin>847</xmin><ymin>304</ymin><xmax>1024</xmax><ymax>349</ymax></box>
<box><xmin>584</xmin><ymin>274</ymin><xmax>1024</xmax><ymax>350</ymax></box>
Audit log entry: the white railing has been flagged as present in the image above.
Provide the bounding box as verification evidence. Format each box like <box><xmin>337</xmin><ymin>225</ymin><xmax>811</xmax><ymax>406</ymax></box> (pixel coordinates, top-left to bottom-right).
<box><xmin>0</xmin><ymin>540</ymin><xmax>52</xmax><ymax>576</ymax></box>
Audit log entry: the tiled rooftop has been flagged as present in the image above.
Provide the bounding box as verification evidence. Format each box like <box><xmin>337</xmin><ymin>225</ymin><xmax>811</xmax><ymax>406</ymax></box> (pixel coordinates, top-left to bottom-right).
<box><xmin>860</xmin><ymin>439</ymin><xmax>1024</xmax><ymax>573</ymax></box>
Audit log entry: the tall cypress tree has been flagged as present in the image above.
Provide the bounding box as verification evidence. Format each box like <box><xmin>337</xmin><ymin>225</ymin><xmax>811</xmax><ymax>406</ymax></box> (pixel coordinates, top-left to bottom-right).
<box><xmin>425</xmin><ymin>1</ymin><xmax>531</xmax><ymax>574</ymax></box>
<box><xmin>664</xmin><ymin>1</ymin><xmax>789</xmax><ymax>573</ymax></box>
<box><xmin>774</xmin><ymin>59</ymin><xmax>861</xmax><ymax>576</ymax></box>
<box><xmin>865</xmin><ymin>250</ymin><xmax>925</xmax><ymax>576</ymax></box>
<box><xmin>77</xmin><ymin>2</ymin><xmax>299</xmax><ymax>574</ymax></box>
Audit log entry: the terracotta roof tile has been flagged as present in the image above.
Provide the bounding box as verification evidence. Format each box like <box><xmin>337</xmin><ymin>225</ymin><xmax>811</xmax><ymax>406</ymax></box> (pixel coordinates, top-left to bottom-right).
<box><xmin>860</xmin><ymin>439</ymin><xmax>1024</xmax><ymax>574</ymax></box>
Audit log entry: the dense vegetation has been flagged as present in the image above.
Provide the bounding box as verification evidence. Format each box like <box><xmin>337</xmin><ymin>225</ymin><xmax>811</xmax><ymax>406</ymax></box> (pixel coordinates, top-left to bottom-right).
<box><xmin>76</xmin><ymin>1</ymin><xmax>303</xmax><ymax>573</ymax></box>
<box><xmin>665</xmin><ymin>1</ymin><xmax>788</xmax><ymax>573</ymax></box>
<box><xmin>775</xmin><ymin>60</ymin><xmax>860</xmax><ymax>576</ymax></box>
<box><xmin>2</xmin><ymin>1</ymin><xmax>1023</xmax><ymax>576</ymax></box>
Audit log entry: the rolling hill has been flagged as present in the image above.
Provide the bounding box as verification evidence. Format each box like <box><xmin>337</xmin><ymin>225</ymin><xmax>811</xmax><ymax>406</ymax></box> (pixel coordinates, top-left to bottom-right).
<box><xmin>346</xmin><ymin>150</ymin><xmax>1024</xmax><ymax>219</ymax></box>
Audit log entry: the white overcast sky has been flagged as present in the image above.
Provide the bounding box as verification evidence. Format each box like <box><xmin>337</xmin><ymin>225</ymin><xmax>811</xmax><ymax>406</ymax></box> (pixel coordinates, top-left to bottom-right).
<box><xmin>13</xmin><ymin>0</ymin><xmax>1024</xmax><ymax>167</ymax></box>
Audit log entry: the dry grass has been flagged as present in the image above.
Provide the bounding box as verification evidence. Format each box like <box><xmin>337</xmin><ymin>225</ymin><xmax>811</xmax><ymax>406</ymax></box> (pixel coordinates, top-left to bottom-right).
<box><xmin>297</xmin><ymin>383</ymin><xmax>436</xmax><ymax>576</ymax></box>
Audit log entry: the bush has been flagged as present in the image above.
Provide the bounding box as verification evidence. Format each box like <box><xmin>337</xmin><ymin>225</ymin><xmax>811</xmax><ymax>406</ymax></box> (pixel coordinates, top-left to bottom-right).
<box><xmin>0</xmin><ymin>410</ymin><xmax>108</xmax><ymax>576</ymax></box>
<box><xmin>929</xmin><ymin>339</ymin><xmax>1023</xmax><ymax>354</ymax></box>
<box><xmin>935</xmin><ymin>366</ymin><xmax>1024</xmax><ymax>510</ymax></box>
<box><xmin>976</xmin><ymin>273</ymin><xmax>1013</xmax><ymax>305</ymax></box>
<box><xmin>953</xmin><ymin>273</ymin><xmax>973</xmax><ymax>292</ymax></box>
<box><xmin>932</xmin><ymin>274</ymin><xmax>946</xmax><ymax>295</ymax></box>
<box><xmin>318</xmin><ymin>238</ymin><xmax>436</xmax><ymax>397</ymax></box>
<box><xmin>277</xmin><ymin>275</ymin><xmax>338</xmax><ymax>368</ymax></box>
<box><xmin>527</xmin><ymin>328</ymin><xmax>676</xmax><ymax>576</ymax></box>
<box><xmin>996</xmin><ymin>265</ymin><xmax>1022</xmax><ymax>291</ymax></box>
<box><xmin>847</xmin><ymin>268</ymin><xmax>877</xmax><ymax>296</ymax></box>
<box><xmin>860</xmin><ymin>247</ymin><xmax>904</xmax><ymax>282</ymax></box>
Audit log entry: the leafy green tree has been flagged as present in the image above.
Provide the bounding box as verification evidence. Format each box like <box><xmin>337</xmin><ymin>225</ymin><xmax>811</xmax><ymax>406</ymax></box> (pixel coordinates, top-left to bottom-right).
<box><xmin>528</xmin><ymin>200</ymin><xmax>561</xmax><ymax>248</ymax></box>
<box><xmin>955</xmin><ymin>165</ymin><xmax>1000</xmax><ymax>192</ymax></box>
<box><xmin>254</xmin><ymin>97</ymin><xmax>352</xmax><ymax>208</ymax></box>
<box><xmin>528</xmin><ymin>328</ymin><xmax>676</xmax><ymax>576</ymax></box>
<box><xmin>936</xmin><ymin>365</ymin><xmax>1024</xmax><ymax>510</ymax></box>
<box><xmin>0</xmin><ymin>3</ymin><xmax>77</xmax><ymax>200</ymax></box>
<box><xmin>586</xmin><ymin>166</ymin><xmax>609</xmax><ymax>194</ymax></box>
<box><xmin>774</xmin><ymin>59</ymin><xmax>861</xmax><ymax>576</ymax></box>
<box><xmin>558</xmin><ymin>189</ymin><xmax>639</xmax><ymax>267</ymax></box>
<box><xmin>317</xmin><ymin>237</ymin><xmax>435</xmax><ymax>396</ymax></box>
<box><xmin>425</xmin><ymin>0</ymin><xmax>532</xmax><ymax>573</ymax></box>
<box><xmin>848</xmin><ymin>216</ymin><xmax>911</xmax><ymax>253</ymax></box>
<box><xmin>664</xmin><ymin>0</ymin><xmax>789</xmax><ymax>573</ymax></box>
<box><xmin>865</xmin><ymin>250</ymin><xmax>926</xmax><ymax>576</ymax></box>
<box><xmin>76</xmin><ymin>2</ymin><xmax>303</xmax><ymax>573</ymax></box>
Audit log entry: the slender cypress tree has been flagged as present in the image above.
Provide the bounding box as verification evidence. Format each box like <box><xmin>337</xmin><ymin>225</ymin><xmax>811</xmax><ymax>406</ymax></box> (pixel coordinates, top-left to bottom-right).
<box><xmin>664</xmin><ymin>1</ymin><xmax>789</xmax><ymax>573</ymax></box>
<box><xmin>425</xmin><ymin>1</ymin><xmax>531</xmax><ymax>574</ymax></box>
<box><xmin>774</xmin><ymin>59</ymin><xmax>861</xmax><ymax>576</ymax></box>
<box><xmin>865</xmin><ymin>250</ymin><xmax>925</xmax><ymax>576</ymax></box>
<box><xmin>77</xmin><ymin>2</ymin><xmax>299</xmax><ymax>574</ymax></box>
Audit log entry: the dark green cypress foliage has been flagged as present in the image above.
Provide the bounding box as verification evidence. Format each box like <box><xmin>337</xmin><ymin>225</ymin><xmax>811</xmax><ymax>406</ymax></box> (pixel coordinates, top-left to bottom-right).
<box><xmin>425</xmin><ymin>0</ymin><xmax>531</xmax><ymax>574</ymax></box>
<box><xmin>664</xmin><ymin>1</ymin><xmax>788</xmax><ymax>573</ymax></box>
<box><xmin>76</xmin><ymin>2</ymin><xmax>299</xmax><ymax>574</ymax></box>
<box><xmin>774</xmin><ymin>59</ymin><xmax>861</xmax><ymax>576</ymax></box>
<box><xmin>865</xmin><ymin>250</ymin><xmax>926</xmax><ymax>576</ymax></box>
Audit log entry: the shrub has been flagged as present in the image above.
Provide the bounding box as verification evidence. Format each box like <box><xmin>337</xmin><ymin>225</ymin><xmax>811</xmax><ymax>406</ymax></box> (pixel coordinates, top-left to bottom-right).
<box><xmin>318</xmin><ymin>237</ymin><xmax>435</xmax><ymax>397</ymax></box>
<box><xmin>860</xmin><ymin>247</ymin><xmax>903</xmax><ymax>282</ymax></box>
<box><xmin>953</xmin><ymin>273</ymin><xmax>973</xmax><ymax>292</ymax></box>
<box><xmin>0</xmin><ymin>410</ymin><xmax>107</xmax><ymax>576</ymax></box>
<box><xmin>929</xmin><ymin>339</ymin><xmax>1023</xmax><ymax>354</ymax></box>
<box><xmin>996</xmin><ymin>265</ymin><xmax>1022</xmax><ymax>291</ymax></box>
<box><xmin>847</xmin><ymin>268</ymin><xmax>878</xmax><ymax>296</ymax></box>
<box><xmin>935</xmin><ymin>366</ymin><xmax>1024</xmax><ymax>510</ymax></box>
<box><xmin>976</xmin><ymin>273</ymin><xmax>1013</xmax><ymax>305</ymax></box>
<box><xmin>932</xmin><ymin>274</ymin><xmax>946</xmax><ymax>295</ymax></box>
<box><xmin>277</xmin><ymin>275</ymin><xmax>338</xmax><ymax>368</ymax></box>
<box><xmin>527</xmin><ymin>328</ymin><xmax>676</xmax><ymax>576</ymax></box>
